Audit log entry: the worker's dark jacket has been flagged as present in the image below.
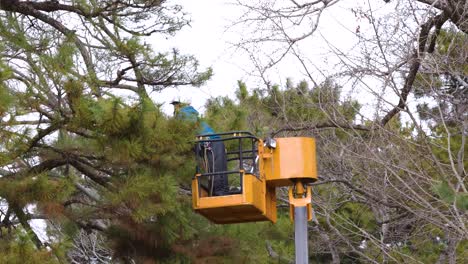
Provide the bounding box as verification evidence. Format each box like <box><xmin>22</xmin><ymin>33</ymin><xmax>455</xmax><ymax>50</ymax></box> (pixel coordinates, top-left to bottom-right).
<box><xmin>178</xmin><ymin>106</ymin><xmax>228</xmax><ymax>195</ymax></box>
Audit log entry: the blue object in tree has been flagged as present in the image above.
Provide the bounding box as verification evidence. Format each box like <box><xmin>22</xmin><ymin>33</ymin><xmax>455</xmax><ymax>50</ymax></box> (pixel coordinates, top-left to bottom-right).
<box><xmin>178</xmin><ymin>105</ymin><xmax>199</xmax><ymax>122</ymax></box>
<box><xmin>178</xmin><ymin>105</ymin><xmax>219</xmax><ymax>138</ymax></box>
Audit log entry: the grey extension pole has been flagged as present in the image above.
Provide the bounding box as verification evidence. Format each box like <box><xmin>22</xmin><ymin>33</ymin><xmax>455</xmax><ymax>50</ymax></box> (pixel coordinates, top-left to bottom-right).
<box><xmin>294</xmin><ymin>206</ymin><xmax>309</xmax><ymax>264</ymax></box>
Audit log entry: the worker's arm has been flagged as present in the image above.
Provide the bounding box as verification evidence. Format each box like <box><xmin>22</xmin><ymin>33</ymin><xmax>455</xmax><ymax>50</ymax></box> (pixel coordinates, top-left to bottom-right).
<box><xmin>177</xmin><ymin>105</ymin><xmax>218</xmax><ymax>138</ymax></box>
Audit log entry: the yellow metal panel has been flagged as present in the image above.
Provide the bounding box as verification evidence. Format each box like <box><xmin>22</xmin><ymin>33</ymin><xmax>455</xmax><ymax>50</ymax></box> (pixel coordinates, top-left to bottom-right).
<box><xmin>263</xmin><ymin>137</ymin><xmax>318</xmax><ymax>187</ymax></box>
<box><xmin>197</xmin><ymin>194</ymin><xmax>244</xmax><ymax>209</ymax></box>
<box><xmin>192</xmin><ymin>171</ymin><xmax>277</xmax><ymax>224</ymax></box>
<box><xmin>243</xmin><ymin>172</ymin><xmax>253</xmax><ymax>204</ymax></box>
<box><xmin>265</xmin><ymin>186</ymin><xmax>277</xmax><ymax>223</ymax></box>
<box><xmin>198</xmin><ymin>204</ymin><xmax>272</xmax><ymax>224</ymax></box>
<box><xmin>249</xmin><ymin>174</ymin><xmax>265</xmax><ymax>213</ymax></box>
<box><xmin>191</xmin><ymin>178</ymin><xmax>199</xmax><ymax>208</ymax></box>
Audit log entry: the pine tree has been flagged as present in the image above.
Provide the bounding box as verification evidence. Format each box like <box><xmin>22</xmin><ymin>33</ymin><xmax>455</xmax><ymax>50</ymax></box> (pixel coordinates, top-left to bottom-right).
<box><xmin>0</xmin><ymin>1</ymin><xmax>211</xmax><ymax>262</ymax></box>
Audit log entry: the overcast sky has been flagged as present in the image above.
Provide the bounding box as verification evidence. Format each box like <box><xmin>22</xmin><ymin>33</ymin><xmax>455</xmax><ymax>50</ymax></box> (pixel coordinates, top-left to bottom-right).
<box><xmin>151</xmin><ymin>0</ymin><xmax>245</xmax><ymax>115</ymax></box>
<box><xmin>151</xmin><ymin>0</ymin><xmax>383</xmax><ymax>116</ymax></box>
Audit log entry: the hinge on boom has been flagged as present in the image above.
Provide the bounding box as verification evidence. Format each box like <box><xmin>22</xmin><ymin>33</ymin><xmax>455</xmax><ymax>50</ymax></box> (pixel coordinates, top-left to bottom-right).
<box><xmin>288</xmin><ymin>182</ymin><xmax>312</xmax><ymax>221</ymax></box>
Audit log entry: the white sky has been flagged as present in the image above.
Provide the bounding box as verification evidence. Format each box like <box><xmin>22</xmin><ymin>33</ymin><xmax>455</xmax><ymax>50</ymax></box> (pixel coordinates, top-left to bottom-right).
<box><xmin>152</xmin><ymin>0</ymin><xmax>246</xmax><ymax>115</ymax></box>
<box><xmin>151</xmin><ymin>0</ymin><xmax>381</xmax><ymax>116</ymax></box>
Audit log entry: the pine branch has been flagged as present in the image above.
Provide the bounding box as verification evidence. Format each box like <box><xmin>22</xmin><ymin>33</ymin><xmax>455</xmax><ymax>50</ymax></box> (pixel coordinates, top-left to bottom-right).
<box><xmin>0</xmin><ymin>120</ymin><xmax>51</xmax><ymax>127</ymax></box>
<box><xmin>23</xmin><ymin>119</ymin><xmax>66</xmax><ymax>154</ymax></box>
<box><xmin>68</xmin><ymin>159</ymin><xmax>111</xmax><ymax>188</ymax></box>
<box><xmin>1</xmin><ymin>158</ymin><xmax>68</xmax><ymax>180</ymax></box>
<box><xmin>0</xmin><ymin>0</ymin><xmax>98</xmax><ymax>95</ymax></box>
<box><xmin>11</xmin><ymin>204</ymin><xmax>44</xmax><ymax>249</ymax></box>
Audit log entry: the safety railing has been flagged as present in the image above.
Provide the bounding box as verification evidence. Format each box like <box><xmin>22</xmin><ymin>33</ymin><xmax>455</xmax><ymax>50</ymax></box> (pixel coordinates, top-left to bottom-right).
<box><xmin>194</xmin><ymin>131</ymin><xmax>259</xmax><ymax>197</ymax></box>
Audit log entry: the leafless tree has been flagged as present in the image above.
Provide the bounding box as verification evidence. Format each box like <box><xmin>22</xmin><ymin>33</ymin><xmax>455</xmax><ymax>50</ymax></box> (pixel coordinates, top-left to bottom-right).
<box><xmin>68</xmin><ymin>230</ymin><xmax>114</xmax><ymax>264</ymax></box>
<box><xmin>232</xmin><ymin>0</ymin><xmax>467</xmax><ymax>262</ymax></box>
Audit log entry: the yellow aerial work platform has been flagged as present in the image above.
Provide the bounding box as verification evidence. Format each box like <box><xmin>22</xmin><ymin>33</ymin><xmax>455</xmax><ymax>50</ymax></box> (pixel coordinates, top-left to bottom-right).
<box><xmin>192</xmin><ymin>171</ymin><xmax>277</xmax><ymax>224</ymax></box>
<box><xmin>191</xmin><ymin>131</ymin><xmax>317</xmax><ymax>224</ymax></box>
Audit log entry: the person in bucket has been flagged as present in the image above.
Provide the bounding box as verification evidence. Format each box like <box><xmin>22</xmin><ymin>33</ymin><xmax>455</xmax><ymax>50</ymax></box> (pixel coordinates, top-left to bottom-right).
<box><xmin>171</xmin><ymin>101</ymin><xmax>229</xmax><ymax>196</ymax></box>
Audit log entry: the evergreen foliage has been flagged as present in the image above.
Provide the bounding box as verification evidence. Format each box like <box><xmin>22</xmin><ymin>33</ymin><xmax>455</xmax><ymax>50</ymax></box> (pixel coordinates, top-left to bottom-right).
<box><xmin>0</xmin><ymin>1</ymin><xmax>210</xmax><ymax>262</ymax></box>
<box><xmin>0</xmin><ymin>229</ymin><xmax>61</xmax><ymax>264</ymax></box>
<box><xmin>0</xmin><ymin>1</ymin><xmax>466</xmax><ymax>263</ymax></box>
